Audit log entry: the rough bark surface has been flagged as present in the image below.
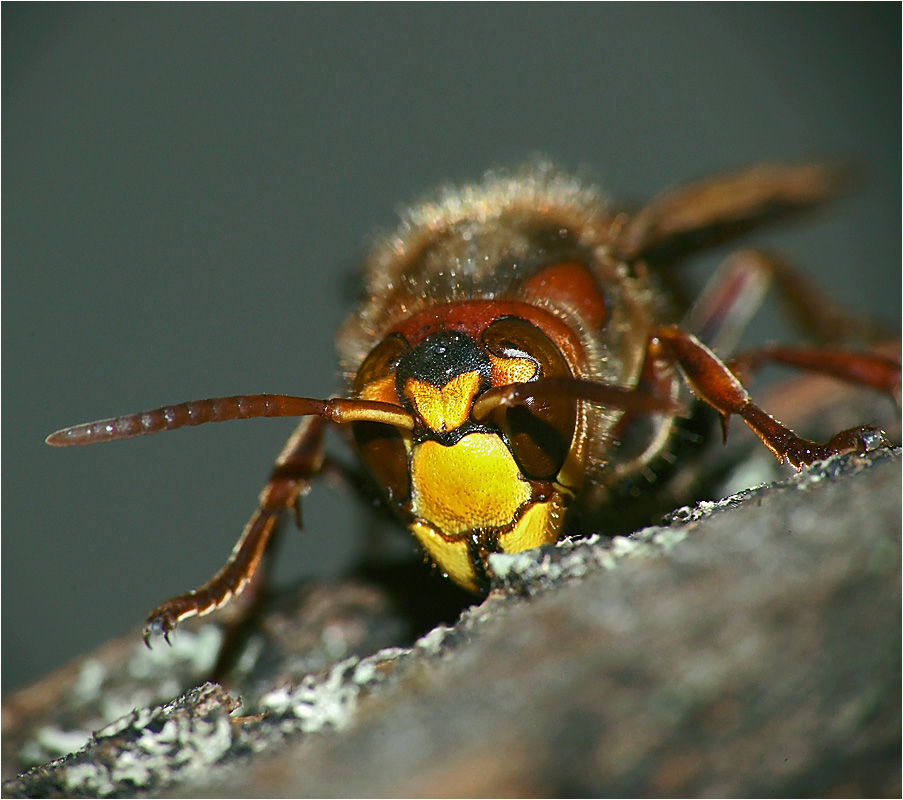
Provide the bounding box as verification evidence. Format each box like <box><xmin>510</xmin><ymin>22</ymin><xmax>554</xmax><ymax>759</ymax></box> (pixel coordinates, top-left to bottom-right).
<box><xmin>3</xmin><ymin>381</ymin><xmax>900</xmax><ymax>798</ymax></box>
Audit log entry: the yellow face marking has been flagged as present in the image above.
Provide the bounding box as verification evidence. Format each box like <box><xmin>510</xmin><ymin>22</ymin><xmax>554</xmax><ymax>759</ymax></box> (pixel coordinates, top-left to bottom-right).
<box><xmin>410</xmin><ymin>433</ymin><xmax>531</xmax><ymax>536</ymax></box>
<box><xmin>404</xmin><ymin>371</ymin><xmax>481</xmax><ymax>433</ymax></box>
<box><xmin>498</xmin><ymin>495</ymin><xmax>566</xmax><ymax>554</ymax></box>
<box><xmin>409</xmin><ymin>521</ymin><xmax>479</xmax><ymax>592</ymax></box>
<box><xmin>489</xmin><ymin>354</ymin><xmax>537</xmax><ymax>386</ymax></box>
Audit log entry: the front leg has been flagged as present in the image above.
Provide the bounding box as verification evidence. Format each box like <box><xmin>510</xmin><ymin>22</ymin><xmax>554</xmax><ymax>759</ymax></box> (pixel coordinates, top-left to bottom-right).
<box><xmin>143</xmin><ymin>416</ymin><xmax>326</xmax><ymax>644</ymax></box>
<box><xmin>651</xmin><ymin>326</ymin><xmax>890</xmax><ymax>469</ymax></box>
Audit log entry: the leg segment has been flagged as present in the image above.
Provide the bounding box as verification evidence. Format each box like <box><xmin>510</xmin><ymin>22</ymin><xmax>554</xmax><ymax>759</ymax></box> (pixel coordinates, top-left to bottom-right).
<box><xmin>686</xmin><ymin>249</ymin><xmax>886</xmax><ymax>354</ymax></box>
<box><xmin>651</xmin><ymin>326</ymin><xmax>889</xmax><ymax>469</ymax></box>
<box><xmin>143</xmin><ymin>416</ymin><xmax>326</xmax><ymax>644</ymax></box>
<box><xmin>679</xmin><ymin>246</ymin><xmax>900</xmax><ymax>414</ymax></box>
<box><xmin>728</xmin><ymin>345</ymin><xmax>901</xmax><ymax>402</ymax></box>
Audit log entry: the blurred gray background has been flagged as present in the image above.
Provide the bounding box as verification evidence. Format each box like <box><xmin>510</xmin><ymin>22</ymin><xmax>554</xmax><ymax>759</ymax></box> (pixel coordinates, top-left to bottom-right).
<box><xmin>4</xmin><ymin>5</ymin><xmax>899</xmax><ymax>694</ymax></box>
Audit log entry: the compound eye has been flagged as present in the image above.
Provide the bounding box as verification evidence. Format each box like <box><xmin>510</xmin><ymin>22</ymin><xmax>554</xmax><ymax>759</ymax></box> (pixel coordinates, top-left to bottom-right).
<box><xmin>353</xmin><ymin>334</ymin><xmax>409</xmax><ymax>399</ymax></box>
<box><xmin>481</xmin><ymin>317</ymin><xmax>577</xmax><ymax>481</ymax></box>
<box><xmin>352</xmin><ymin>333</ymin><xmax>411</xmax><ymax>507</ymax></box>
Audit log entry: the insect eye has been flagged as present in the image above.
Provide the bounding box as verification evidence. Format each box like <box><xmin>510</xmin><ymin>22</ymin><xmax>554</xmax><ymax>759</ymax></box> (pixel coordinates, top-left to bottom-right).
<box><xmin>352</xmin><ymin>333</ymin><xmax>412</xmax><ymax>506</ymax></box>
<box><xmin>353</xmin><ymin>333</ymin><xmax>410</xmax><ymax>395</ymax></box>
<box><xmin>481</xmin><ymin>317</ymin><xmax>577</xmax><ymax>480</ymax></box>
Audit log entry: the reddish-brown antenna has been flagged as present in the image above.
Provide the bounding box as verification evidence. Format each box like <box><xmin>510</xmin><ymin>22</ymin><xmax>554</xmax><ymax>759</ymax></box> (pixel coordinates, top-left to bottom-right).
<box><xmin>46</xmin><ymin>394</ymin><xmax>415</xmax><ymax>447</ymax></box>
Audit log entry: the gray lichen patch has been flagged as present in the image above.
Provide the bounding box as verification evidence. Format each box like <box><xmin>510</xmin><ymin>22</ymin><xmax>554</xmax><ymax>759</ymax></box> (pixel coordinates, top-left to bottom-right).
<box><xmin>487</xmin><ymin>519</ymin><xmax>693</xmax><ymax>595</ymax></box>
<box><xmin>7</xmin><ymin>628</ymin><xmax>227</xmax><ymax>774</ymax></box>
<box><xmin>5</xmin><ymin>684</ymin><xmax>239</xmax><ymax>799</ymax></box>
<box><xmin>258</xmin><ymin>647</ymin><xmax>408</xmax><ymax>735</ymax></box>
<box><xmin>4</xmin><ymin>612</ymin><xmax>475</xmax><ymax>798</ymax></box>
<box><xmin>2</xmin><ymin>580</ymin><xmax>409</xmax><ymax>782</ymax></box>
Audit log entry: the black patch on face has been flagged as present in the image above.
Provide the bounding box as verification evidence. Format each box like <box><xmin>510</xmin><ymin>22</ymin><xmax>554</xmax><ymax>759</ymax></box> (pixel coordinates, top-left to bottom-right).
<box><xmin>395</xmin><ymin>330</ymin><xmax>492</xmax><ymax>392</ymax></box>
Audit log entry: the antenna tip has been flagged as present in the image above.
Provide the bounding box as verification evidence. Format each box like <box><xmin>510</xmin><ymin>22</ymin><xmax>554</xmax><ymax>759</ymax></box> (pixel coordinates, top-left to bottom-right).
<box><xmin>45</xmin><ymin>429</ymin><xmax>69</xmax><ymax>447</ymax></box>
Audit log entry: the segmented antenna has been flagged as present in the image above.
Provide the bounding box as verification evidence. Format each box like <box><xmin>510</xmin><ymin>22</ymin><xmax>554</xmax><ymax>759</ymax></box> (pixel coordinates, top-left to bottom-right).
<box><xmin>46</xmin><ymin>394</ymin><xmax>414</xmax><ymax>446</ymax></box>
